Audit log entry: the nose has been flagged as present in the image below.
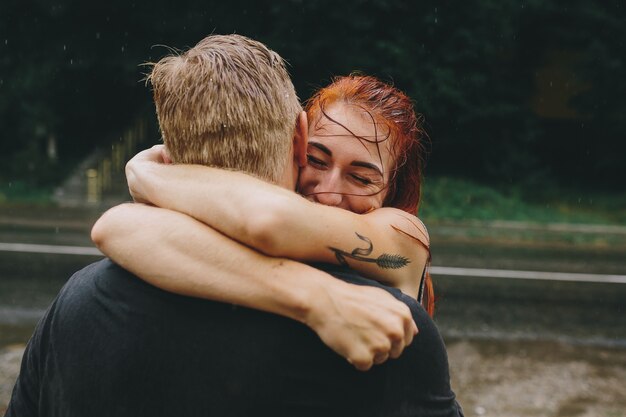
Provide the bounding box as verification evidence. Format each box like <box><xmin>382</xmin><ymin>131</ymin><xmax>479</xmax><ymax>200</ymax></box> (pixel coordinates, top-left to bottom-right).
<box><xmin>315</xmin><ymin>190</ymin><xmax>343</xmax><ymax>206</ymax></box>
<box><xmin>311</xmin><ymin>170</ymin><xmax>344</xmax><ymax>207</ymax></box>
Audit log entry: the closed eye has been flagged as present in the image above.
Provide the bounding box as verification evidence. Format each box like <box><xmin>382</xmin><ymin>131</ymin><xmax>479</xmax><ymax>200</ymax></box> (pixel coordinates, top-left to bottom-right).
<box><xmin>351</xmin><ymin>174</ymin><xmax>372</xmax><ymax>185</ymax></box>
<box><xmin>307</xmin><ymin>154</ymin><xmax>327</xmax><ymax>168</ymax></box>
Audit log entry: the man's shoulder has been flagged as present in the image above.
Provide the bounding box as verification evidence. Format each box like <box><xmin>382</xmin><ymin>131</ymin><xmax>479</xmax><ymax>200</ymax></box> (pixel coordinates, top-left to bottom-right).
<box><xmin>62</xmin><ymin>257</ymin><xmax>189</xmax><ymax>300</ymax></box>
<box><xmin>311</xmin><ymin>263</ymin><xmax>462</xmax><ymax>415</ymax></box>
<box><xmin>62</xmin><ymin>258</ymin><xmax>130</xmax><ymax>288</ymax></box>
<box><xmin>56</xmin><ymin>258</ymin><xmax>136</xmax><ymax>302</ymax></box>
<box><xmin>313</xmin><ymin>262</ymin><xmax>422</xmax><ymax>311</ymax></box>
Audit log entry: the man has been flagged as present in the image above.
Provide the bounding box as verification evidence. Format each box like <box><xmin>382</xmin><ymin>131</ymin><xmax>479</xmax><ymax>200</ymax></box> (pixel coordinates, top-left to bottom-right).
<box><xmin>7</xmin><ymin>34</ymin><xmax>462</xmax><ymax>416</ymax></box>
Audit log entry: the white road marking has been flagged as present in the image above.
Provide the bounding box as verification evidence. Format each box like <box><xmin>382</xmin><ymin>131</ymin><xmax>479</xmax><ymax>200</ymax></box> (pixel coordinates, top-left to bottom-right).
<box><xmin>1</xmin><ymin>242</ymin><xmax>624</xmax><ymax>284</ymax></box>
<box><xmin>0</xmin><ymin>242</ymin><xmax>102</xmax><ymax>256</ymax></box>
<box><xmin>430</xmin><ymin>266</ymin><xmax>626</xmax><ymax>284</ymax></box>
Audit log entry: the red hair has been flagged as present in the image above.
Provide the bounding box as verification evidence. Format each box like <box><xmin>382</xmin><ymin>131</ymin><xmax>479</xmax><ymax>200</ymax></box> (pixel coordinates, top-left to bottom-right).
<box><xmin>305</xmin><ymin>75</ymin><xmax>435</xmax><ymax>317</ymax></box>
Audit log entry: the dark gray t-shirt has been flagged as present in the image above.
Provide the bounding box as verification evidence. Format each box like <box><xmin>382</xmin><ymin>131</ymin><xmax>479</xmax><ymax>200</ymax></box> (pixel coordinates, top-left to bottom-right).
<box><xmin>6</xmin><ymin>259</ymin><xmax>462</xmax><ymax>417</ymax></box>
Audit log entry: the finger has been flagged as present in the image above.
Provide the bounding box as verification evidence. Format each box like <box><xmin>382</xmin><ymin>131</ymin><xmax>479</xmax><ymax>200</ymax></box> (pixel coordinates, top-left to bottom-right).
<box><xmin>351</xmin><ymin>346</ymin><xmax>377</xmax><ymax>371</ymax></box>
<box><xmin>146</xmin><ymin>145</ymin><xmax>165</xmax><ymax>162</ymax></box>
<box><xmin>404</xmin><ymin>318</ymin><xmax>418</xmax><ymax>348</ymax></box>
<box><xmin>388</xmin><ymin>339</ymin><xmax>404</xmax><ymax>360</ymax></box>
<box><xmin>405</xmin><ymin>327</ymin><xmax>414</xmax><ymax>349</ymax></box>
<box><xmin>356</xmin><ymin>361</ymin><xmax>373</xmax><ymax>371</ymax></box>
<box><xmin>351</xmin><ymin>357</ymin><xmax>373</xmax><ymax>372</ymax></box>
<box><xmin>160</xmin><ymin>145</ymin><xmax>172</xmax><ymax>164</ymax></box>
<box><xmin>346</xmin><ymin>348</ymin><xmax>374</xmax><ymax>372</ymax></box>
<box><xmin>373</xmin><ymin>351</ymin><xmax>390</xmax><ymax>365</ymax></box>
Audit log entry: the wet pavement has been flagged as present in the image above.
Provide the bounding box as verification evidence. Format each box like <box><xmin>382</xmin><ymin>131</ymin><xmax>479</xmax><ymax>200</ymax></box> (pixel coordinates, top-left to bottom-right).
<box><xmin>447</xmin><ymin>338</ymin><xmax>626</xmax><ymax>417</ymax></box>
<box><xmin>0</xmin><ymin>205</ymin><xmax>625</xmax><ymax>416</ymax></box>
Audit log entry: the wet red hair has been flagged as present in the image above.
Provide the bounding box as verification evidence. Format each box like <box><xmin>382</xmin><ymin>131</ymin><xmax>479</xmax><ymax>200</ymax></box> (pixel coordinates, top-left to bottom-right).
<box><xmin>305</xmin><ymin>75</ymin><xmax>435</xmax><ymax>317</ymax></box>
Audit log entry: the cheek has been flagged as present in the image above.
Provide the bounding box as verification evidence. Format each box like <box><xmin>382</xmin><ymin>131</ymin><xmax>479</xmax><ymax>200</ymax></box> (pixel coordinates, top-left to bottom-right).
<box><xmin>346</xmin><ymin>194</ymin><xmax>384</xmax><ymax>214</ymax></box>
<box><xmin>297</xmin><ymin>166</ymin><xmax>315</xmax><ymax>194</ymax></box>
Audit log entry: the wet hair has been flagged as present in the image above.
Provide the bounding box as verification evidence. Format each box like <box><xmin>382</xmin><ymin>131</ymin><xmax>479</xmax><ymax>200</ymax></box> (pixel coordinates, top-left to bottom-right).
<box><xmin>146</xmin><ymin>34</ymin><xmax>302</xmax><ymax>184</ymax></box>
<box><xmin>305</xmin><ymin>74</ymin><xmax>435</xmax><ymax>316</ymax></box>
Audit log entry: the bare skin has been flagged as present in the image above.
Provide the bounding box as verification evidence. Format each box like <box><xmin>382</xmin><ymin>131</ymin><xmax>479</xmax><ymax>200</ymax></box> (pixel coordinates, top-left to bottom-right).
<box><xmin>93</xmin><ymin>104</ymin><xmax>429</xmax><ymax>370</ymax></box>
<box><xmin>93</xmin><ymin>203</ymin><xmax>416</xmax><ymax>370</ymax></box>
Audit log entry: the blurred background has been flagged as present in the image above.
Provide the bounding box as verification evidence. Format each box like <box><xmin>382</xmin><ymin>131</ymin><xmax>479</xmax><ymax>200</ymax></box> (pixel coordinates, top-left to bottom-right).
<box><xmin>0</xmin><ymin>1</ymin><xmax>625</xmax><ymax>416</ymax></box>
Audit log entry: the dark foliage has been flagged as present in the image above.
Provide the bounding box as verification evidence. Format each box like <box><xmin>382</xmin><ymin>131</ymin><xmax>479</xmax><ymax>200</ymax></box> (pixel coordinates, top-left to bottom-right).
<box><xmin>0</xmin><ymin>0</ymin><xmax>624</xmax><ymax>189</ymax></box>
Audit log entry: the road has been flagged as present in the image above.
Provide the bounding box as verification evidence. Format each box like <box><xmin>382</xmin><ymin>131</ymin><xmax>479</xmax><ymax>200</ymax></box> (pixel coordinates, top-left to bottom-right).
<box><xmin>1</xmin><ymin>206</ymin><xmax>625</xmax><ymax>416</ymax></box>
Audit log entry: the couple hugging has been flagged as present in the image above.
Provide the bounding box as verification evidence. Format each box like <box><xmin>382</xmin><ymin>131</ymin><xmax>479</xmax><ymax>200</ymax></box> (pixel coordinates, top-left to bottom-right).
<box><xmin>7</xmin><ymin>34</ymin><xmax>463</xmax><ymax>416</ymax></box>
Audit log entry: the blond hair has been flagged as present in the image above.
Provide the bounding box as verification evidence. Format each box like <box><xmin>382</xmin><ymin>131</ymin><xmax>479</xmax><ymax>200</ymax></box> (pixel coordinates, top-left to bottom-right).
<box><xmin>146</xmin><ymin>34</ymin><xmax>302</xmax><ymax>183</ymax></box>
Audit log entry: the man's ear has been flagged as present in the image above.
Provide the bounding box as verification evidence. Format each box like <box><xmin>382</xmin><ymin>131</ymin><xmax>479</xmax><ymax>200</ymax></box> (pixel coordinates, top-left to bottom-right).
<box><xmin>161</xmin><ymin>146</ymin><xmax>172</xmax><ymax>164</ymax></box>
<box><xmin>293</xmin><ymin>111</ymin><xmax>308</xmax><ymax>168</ymax></box>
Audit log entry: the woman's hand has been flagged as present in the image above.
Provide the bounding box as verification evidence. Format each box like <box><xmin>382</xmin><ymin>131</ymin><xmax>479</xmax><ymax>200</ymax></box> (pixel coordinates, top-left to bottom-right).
<box><xmin>125</xmin><ymin>145</ymin><xmax>167</xmax><ymax>204</ymax></box>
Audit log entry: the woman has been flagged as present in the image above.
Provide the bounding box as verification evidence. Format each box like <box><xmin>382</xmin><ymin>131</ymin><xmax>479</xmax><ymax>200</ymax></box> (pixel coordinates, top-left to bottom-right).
<box><xmin>93</xmin><ymin>75</ymin><xmax>433</xmax><ymax>360</ymax></box>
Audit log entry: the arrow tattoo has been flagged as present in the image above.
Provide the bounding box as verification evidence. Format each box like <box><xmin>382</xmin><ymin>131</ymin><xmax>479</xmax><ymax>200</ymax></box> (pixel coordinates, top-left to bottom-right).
<box><xmin>329</xmin><ymin>232</ymin><xmax>410</xmax><ymax>270</ymax></box>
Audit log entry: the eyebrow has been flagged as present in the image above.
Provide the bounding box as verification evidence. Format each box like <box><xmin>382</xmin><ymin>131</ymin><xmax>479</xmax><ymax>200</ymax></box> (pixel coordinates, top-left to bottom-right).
<box><xmin>309</xmin><ymin>141</ymin><xmax>332</xmax><ymax>156</ymax></box>
<box><xmin>351</xmin><ymin>161</ymin><xmax>383</xmax><ymax>177</ymax></box>
<box><xmin>309</xmin><ymin>141</ymin><xmax>383</xmax><ymax>176</ymax></box>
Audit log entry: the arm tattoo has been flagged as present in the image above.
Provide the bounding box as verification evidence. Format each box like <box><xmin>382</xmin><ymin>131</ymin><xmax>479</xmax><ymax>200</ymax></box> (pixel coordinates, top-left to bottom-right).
<box><xmin>329</xmin><ymin>232</ymin><xmax>410</xmax><ymax>270</ymax></box>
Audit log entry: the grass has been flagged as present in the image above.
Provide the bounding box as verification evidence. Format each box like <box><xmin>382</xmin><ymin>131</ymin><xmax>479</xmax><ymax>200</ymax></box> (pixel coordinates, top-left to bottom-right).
<box><xmin>420</xmin><ymin>177</ymin><xmax>626</xmax><ymax>226</ymax></box>
<box><xmin>2</xmin><ymin>175</ymin><xmax>625</xmax><ymax>226</ymax></box>
<box><xmin>0</xmin><ymin>181</ymin><xmax>54</xmax><ymax>206</ymax></box>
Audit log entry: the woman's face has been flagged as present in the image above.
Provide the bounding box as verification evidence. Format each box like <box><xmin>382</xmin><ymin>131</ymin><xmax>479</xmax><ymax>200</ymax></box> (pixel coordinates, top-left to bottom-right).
<box><xmin>298</xmin><ymin>102</ymin><xmax>395</xmax><ymax>214</ymax></box>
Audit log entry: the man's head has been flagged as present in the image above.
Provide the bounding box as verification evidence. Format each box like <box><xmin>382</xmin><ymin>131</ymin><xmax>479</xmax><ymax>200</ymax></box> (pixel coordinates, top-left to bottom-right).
<box><xmin>147</xmin><ymin>34</ymin><xmax>307</xmax><ymax>186</ymax></box>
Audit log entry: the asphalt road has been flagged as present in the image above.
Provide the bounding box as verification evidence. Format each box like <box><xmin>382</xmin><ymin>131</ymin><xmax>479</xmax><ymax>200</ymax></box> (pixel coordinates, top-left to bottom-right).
<box><xmin>1</xmin><ymin>206</ymin><xmax>625</xmax><ymax>416</ymax></box>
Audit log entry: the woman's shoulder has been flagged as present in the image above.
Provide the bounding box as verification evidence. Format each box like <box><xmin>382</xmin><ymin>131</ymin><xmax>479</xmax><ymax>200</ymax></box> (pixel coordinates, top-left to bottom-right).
<box><xmin>365</xmin><ymin>207</ymin><xmax>430</xmax><ymax>248</ymax></box>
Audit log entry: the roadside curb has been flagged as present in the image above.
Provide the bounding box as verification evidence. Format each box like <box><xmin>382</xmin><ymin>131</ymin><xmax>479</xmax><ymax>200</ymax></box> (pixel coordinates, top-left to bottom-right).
<box><xmin>427</xmin><ymin>219</ymin><xmax>626</xmax><ymax>235</ymax></box>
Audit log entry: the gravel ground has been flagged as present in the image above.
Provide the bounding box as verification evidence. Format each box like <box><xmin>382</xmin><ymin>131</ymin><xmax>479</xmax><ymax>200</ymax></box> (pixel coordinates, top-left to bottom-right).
<box><xmin>2</xmin><ymin>338</ymin><xmax>625</xmax><ymax>416</ymax></box>
<box><xmin>0</xmin><ymin>344</ymin><xmax>24</xmax><ymax>415</ymax></box>
<box><xmin>447</xmin><ymin>339</ymin><xmax>626</xmax><ymax>417</ymax></box>
<box><xmin>2</xmin><ymin>210</ymin><xmax>623</xmax><ymax>415</ymax></box>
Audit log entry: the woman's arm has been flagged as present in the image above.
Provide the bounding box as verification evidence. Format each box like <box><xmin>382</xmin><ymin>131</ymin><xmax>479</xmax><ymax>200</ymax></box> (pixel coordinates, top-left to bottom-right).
<box><xmin>127</xmin><ymin>147</ymin><xmax>430</xmax><ymax>297</ymax></box>
<box><xmin>91</xmin><ymin>203</ymin><xmax>418</xmax><ymax>371</ymax></box>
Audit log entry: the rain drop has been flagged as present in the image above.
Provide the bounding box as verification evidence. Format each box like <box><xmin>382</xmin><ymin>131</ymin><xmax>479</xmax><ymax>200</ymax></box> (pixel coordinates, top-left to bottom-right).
<box><xmin>4</xmin><ymin>39</ymin><xmax>7</xmax><ymax>45</ymax></box>
<box><xmin>63</xmin><ymin>45</ymin><xmax>67</xmax><ymax>51</ymax></box>
<box><xmin>96</xmin><ymin>32</ymin><xmax>100</xmax><ymax>40</ymax></box>
<box><xmin>121</xmin><ymin>46</ymin><xmax>125</xmax><ymax>52</ymax></box>
<box><xmin>70</xmin><ymin>59</ymin><xmax>73</xmax><ymax>65</ymax></box>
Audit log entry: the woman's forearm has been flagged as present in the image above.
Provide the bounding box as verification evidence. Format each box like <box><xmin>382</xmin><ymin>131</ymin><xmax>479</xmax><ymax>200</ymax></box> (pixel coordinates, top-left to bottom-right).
<box><xmin>128</xmin><ymin>161</ymin><xmax>303</xmax><ymax>254</ymax></box>
<box><xmin>127</xmin><ymin>152</ymin><xmax>427</xmax><ymax>295</ymax></box>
